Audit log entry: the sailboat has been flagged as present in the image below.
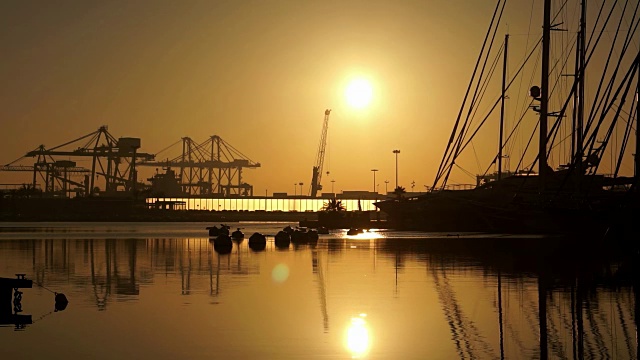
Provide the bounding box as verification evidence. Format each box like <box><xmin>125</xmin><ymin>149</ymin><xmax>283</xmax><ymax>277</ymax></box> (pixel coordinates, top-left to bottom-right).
<box><xmin>375</xmin><ymin>0</ymin><xmax>640</xmax><ymax>236</ymax></box>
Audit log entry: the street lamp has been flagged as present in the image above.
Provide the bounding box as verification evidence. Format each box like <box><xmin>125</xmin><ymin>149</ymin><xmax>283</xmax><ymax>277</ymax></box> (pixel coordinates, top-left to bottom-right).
<box><xmin>298</xmin><ymin>182</ymin><xmax>304</xmax><ymax>196</ymax></box>
<box><xmin>293</xmin><ymin>183</ymin><xmax>297</xmax><ymax>196</ymax></box>
<box><xmin>392</xmin><ymin>149</ymin><xmax>401</xmax><ymax>189</ymax></box>
<box><xmin>331</xmin><ymin>179</ymin><xmax>335</xmax><ymax>193</ymax></box>
<box><xmin>385</xmin><ymin>180</ymin><xmax>389</xmax><ymax>194</ymax></box>
<box><xmin>371</xmin><ymin>169</ymin><xmax>378</xmax><ymax>194</ymax></box>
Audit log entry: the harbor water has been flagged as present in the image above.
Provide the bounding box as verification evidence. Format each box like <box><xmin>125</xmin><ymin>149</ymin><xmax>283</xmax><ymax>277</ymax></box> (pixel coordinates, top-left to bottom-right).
<box><xmin>0</xmin><ymin>222</ymin><xmax>637</xmax><ymax>359</ymax></box>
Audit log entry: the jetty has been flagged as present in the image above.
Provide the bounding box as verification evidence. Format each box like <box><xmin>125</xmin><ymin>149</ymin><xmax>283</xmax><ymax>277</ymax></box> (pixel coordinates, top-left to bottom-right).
<box><xmin>0</xmin><ymin>274</ymin><xmax>33</xmax><ymax>327</ymax></box>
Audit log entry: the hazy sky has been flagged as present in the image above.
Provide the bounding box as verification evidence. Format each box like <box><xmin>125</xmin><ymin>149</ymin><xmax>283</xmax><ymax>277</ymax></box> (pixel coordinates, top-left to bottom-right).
<box><xmin>3</xmin><ymin>0</ymin><xmax>629</xmax><ymax>195</ymax></box>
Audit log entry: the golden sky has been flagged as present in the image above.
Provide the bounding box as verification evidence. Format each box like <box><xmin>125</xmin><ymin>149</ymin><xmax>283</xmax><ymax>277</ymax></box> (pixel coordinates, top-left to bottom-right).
<box><xmin>0</xmin><ymin>1</ymin><xmax>635</xmax><ymax>195</ymax></box>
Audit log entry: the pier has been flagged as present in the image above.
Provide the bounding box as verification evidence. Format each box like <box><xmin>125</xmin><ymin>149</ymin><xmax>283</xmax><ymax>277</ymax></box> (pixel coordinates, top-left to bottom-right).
<box><xmin>0</xmin><ymin>274</ymin><xmax>33</xmax><ymax>327</ymax></box>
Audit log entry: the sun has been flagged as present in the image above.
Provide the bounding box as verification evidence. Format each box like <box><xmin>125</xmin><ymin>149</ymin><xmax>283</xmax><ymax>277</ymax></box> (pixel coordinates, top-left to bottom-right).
<box><xmin>345</xmin><ymin>78</ymin><xmax>373</xmax><ymax>109</ymax></box>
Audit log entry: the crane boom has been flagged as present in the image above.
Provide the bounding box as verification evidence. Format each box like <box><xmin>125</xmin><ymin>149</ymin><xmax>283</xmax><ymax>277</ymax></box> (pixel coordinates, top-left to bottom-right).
<box><xmin>310</xmin><ymin>109</ymin><xmax>331</xmax><ymax>197</ymax></box>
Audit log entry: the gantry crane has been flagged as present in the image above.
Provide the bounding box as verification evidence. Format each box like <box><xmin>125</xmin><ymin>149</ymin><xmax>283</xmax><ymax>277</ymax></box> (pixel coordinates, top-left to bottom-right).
<box><xmin>1</xmin><ymin>126</ymin><xmax>154</xmax><ymax>197</ymax></box>
<box><xmin>310</xmin><ymin>109</ymin><xmax>331</xmax><ymax>197</ymax></box>
<box><xmin>139</xmin><ymin>135</ymin><xmax>261</xmax><ymax>197</ymax></box>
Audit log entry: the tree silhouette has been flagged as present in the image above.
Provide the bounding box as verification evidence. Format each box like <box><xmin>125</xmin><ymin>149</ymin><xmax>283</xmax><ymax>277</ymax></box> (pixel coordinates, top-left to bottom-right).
<box><xmin>321</xmin><ymin>198</ymin><xmax>346</xmax><ymax>212</ymax></box>
<box><xmin>393</xmin><ymin>186</ymin><xmax>406</xmax><ymax>199</ymax></box>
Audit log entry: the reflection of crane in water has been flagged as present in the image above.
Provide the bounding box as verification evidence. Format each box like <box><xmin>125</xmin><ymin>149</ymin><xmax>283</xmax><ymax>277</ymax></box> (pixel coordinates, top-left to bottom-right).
<box><xmin>312</xmin><ymin>248</ymin><xmax>329</xmax><ymax>332</ymax></box>
<box><xmin>90</xmin><ymin>240</ymin><xmax>112</xmax><ymax>310</ymax></box>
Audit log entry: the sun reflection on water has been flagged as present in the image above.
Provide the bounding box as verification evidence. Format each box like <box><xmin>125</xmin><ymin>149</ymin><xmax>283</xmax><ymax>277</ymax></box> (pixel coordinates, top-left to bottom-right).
<box><xmin>345</xmin><ymin>314</ymin><xmax>370</xmax><ymax>358</ymax></box>
<box><xmin>344</xmin><ymin>229</ymin><xmax>384</xmax><ymax>240</ymax></box>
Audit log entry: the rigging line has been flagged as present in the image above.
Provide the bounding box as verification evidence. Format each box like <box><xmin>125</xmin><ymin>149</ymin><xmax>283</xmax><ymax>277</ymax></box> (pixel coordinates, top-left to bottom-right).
<box><xmin>583</xmin><ymin>0</ymin><xmax>638</xmax><ymax>141</ymax></box>
<box><xmin>588</xmin><ymin>62</ymin><xmax>638</xmax><ymax>178</ymax></box>
<box><xmin>453</xmin><ymin>163</ymin><xmax>476</xmax><ymax>180</ymax></box>
<box><xmin>441</xmin><ymin>0</ymin><xmax>507</xmax><ymax>188</ymax></box>
<box><xmin>587</xmin><ymin>28</ymin><xmax>640</xmax><ymax>155</ymax></box>
<box><xmin>584</xmin><ymin>2</ymin><xmax>640</xmax><ymax>142</ymax></box>
<box><xmin>432</xmin><ymin>0</ymin><xmax>505</xmax><ymax>188</ymax></box>
<box><xmin>582</xmin><ymin>48</ymin><xmax>640</xmax><ymax>161</ymax></box>
<box><xmin>584</xmin><ymin>0</ymin><xmax>610</xmax><ymax>54</ymax></box>
<box><xmin>515</xmin><ymin>121</ymin><xmax>539</xmax><ymax>174</ymax></box>
<box><xmin>508</xmin><ymin>48</ymin><xmax>541</xmax><ymax>158</ymax></box>
<box><xmin>513</xmin><ymin>0</ymin><xmax>536</xmax><ymax>160</ymax></box>
<box><xmin>457</xmin><ymin>47</ymin><xmax>505</xmax><ymax>168</ymax></box>
<box><xmin>613</xmin><ymin>100</ymin><xmax>634</xmax><ymax>177</ymax></box>
<box><xmin>616</xmin><ymin>0</ymin><xmax>640</xmax><ymax>51</ymax></box>
<box><xmin>452</xmin><ymin>41</ymin><xmax>543</xmax><ymax>178</ymax></box>
<box><xmin>545</xmin><ymin>39</ymin><xmax>579</xmax><ymax>156</ymax></box>
<box><xmin>471</xmin><ymin>141</ymin><xmax>482</xmax><ymax>175</ymax></box>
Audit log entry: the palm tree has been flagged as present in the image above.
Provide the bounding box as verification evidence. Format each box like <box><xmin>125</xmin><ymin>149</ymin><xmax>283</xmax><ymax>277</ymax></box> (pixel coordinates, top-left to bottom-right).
<box><xmin>393</xmin><ymin>186</ymin><xmax>406</xmax><ymax>199</ymax></box>
<box><xmin>321</xmin><ymin>198</ymin><xmax>346</xmax><ymax>212</ymax></box>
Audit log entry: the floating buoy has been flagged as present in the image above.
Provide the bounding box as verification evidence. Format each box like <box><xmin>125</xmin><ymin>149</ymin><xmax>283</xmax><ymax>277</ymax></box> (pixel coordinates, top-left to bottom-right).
<box><xmin>55</xmin><ymin>292</ymin><xmax>68</xmax><ymax>312</ymax></box>
<box><xmin>249</xmin><ymin>232</ymin><xmax>267</xmax><ymax>251</ymax></box>
<box><xmin>274</xmin><ymin>231</ymin><xmax>291</xmax><ymax>248</ymax></box>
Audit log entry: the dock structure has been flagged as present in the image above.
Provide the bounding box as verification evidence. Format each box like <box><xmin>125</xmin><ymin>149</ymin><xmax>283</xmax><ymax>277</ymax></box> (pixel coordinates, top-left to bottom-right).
<box><xmin>0</xmin><ymin>274</ymin><xmax>33</xmax><ymax>327</ymax></box>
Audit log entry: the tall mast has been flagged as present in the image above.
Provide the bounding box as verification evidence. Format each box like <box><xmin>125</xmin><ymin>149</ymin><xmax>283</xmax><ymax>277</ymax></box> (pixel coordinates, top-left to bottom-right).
<box><xmin>539</xmin><ymin>0</ymin><xmax>551</xmax><ymax>183</ymax></box>
<box><xmin>576</xmin><ymin>0</ymin><xmax>586</xmax><ymax>173</ymax></box>
<box><xmin>636</xmin><ymin>56</ymin><xmax>640</xmax><ymax>185</ymax></box>
<box><xmin>499</xmin><ymin>34</ymin><xmax>509</xmax><ymax>181</ymax></box>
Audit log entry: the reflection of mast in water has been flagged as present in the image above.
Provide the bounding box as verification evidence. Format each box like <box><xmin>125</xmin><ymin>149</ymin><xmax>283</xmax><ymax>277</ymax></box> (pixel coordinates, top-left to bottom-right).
<box><xmin>497</xmin><ymin>271</ymin><xmax>504</xmax><ymax>360</ymax></box>
<box><xmin>430</xmin><ymin>267</ymin><xmax>496</xmax><ymax>359</ymax></box>
<box><xmin>312</xmin><ymin>249</ymin><xmax>329</xmax><ymax>332</ymax></box>
<box><xmin>538</xmin><ymin>271</ymin><xmax>548</xmax><ymax>360</ymax></box>
<box><xmin>209</xmin><ymin>243</ymin><xmax>231</xmax><ymax>299</ymax></box>
<box><xmin>180</xmin><ymin>239</ymin><xmax>192</xmax><ymax>295</ymax></box>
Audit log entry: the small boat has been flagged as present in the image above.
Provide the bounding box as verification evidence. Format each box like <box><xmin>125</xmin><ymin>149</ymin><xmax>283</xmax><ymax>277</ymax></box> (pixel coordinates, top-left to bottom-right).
<box><xmin>206</xmin><ymin>224</ymin><xmax>230</xmax><ymax>237</ymax></box>
<box><xmin>231</xmin><ymin>228</ymin><xmax>245</xmax><ymax>240</ymax></box>
<box><xmin>346</xmin><ymin>228</ymin><xmax>363</xmax><ymax>236</ymax></box>
<box><xmin>282</xmin><ymin>225</ymin><xmax>294</xmax><ymax>235</ymax></box>
<box><xmin>291</xmin><ymin>227</ymin><xmax>309</xmax><ymax>244</ymax></box>
<box><xmin>307</xmin><ymin>229</ymin><xmax>319</xmax><ymax>243</ymax></box>
<box><xmin>317</xmin><ymin>226</ymin><xmax>329</xmax><ymax>235</ymax></box>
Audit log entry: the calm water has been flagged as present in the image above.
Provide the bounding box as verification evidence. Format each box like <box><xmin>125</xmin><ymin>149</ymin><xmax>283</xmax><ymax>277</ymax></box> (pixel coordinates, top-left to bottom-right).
<box><xmin>0</xmin><ymin>222</ymin><xmax>638</xmax><ymax>359</ymax></box>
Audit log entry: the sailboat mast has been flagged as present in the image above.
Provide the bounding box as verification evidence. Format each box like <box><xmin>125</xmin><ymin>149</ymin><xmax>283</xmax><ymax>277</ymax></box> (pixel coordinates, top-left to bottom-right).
<box><xmin>499</xmin><ymin>34</ymin><xmax>509</xmax><ymax>181</ymax></box>
<box><xmin>636</xmin><ymin>56</ymin><xmax>640</xmax><ymax>184</ymax></box>
<box><xmin>576</xmin><ymin>0</ymin><xmax>586</xmax><ymax>173</ymax></box>
<box><xmin>539</xmin><ymin>0</ymin><xmax>551</xmax><ymax>182</ymax></box>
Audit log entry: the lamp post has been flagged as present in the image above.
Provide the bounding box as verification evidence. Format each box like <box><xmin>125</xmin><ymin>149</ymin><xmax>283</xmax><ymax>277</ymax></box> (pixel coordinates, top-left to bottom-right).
<box><xmin>331</xmin><ymin>179</ymin><xmax>335</xmax><ymax>194</ymax></box>
<box><xmin>299</xmin><ymin>182</ymin><xmax>304</xmax><ymax>196</ymax></box>
<box><xmin>393</xmin><ymin>149</ymin><xmax>401</xmax><ymax>189</ymax></box>
<box><xmin>371</xmin><ymin>169</ymin><xmax>378</xmax><ymax>194</ymax></box>
<box><xmin>293</xmin><ymin>183</ymin><xmax>297</xmax><ymax>197</ymax></box>
<box><xmin>385</xmin><ymin>180</ymin><xmax>389</xmax><ymax>194</ymax></box>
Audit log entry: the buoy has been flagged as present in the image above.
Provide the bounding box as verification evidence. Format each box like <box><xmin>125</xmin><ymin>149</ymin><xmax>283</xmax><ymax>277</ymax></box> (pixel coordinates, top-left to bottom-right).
<box><xmin>249</xmin><ymin>232</ymin><xmax>267</xmax><ymax>251</ymax></box>
<box><xmin>55</xmin><ymin>292</ymin><xmax>69</xmax><ymax>311</ymax></box>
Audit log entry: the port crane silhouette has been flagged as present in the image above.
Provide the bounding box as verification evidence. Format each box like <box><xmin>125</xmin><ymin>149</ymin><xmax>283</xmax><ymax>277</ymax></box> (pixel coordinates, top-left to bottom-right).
<box><xmin>309</xmin><ymin>109</ymin><xmax>331</xmax><ymax>197</ymax></box>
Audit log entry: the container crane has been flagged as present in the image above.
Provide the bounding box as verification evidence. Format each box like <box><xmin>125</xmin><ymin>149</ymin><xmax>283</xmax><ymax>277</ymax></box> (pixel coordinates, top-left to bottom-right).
<box><xmin>310</xmin><ymin>109</ymin><xmax>331</xmax><ymax>197</ymax></box>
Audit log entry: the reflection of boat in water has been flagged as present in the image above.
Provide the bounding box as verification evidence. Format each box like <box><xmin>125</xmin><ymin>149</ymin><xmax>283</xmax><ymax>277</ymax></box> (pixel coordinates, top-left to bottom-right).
<box><xmin>375</xmin><ymin>0</ymin><xmax>640</xmax><ymax>236</ymax></box>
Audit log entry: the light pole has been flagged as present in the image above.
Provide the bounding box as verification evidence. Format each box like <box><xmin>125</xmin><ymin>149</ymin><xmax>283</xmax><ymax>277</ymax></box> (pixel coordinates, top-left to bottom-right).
<box><xmin>293</xmin><ymin>183</ymin><xmax>297</xmax><ymax>197</ymax></box>
<box><xmin>331</xmin><ymin>179</ymin><xmax>335</xmax><ymax>194</ymax></box>
<box><xmin>385</xmin><ymin>180</ymin><xmax>389</xmax><ymax>194</ymax></box>
<box><xmin>371</xmin><ymin>169</ymin><xmax>378</xmax><ymax>194</ymax></box>
<box><xmin>298</xmin><ymin>182</ymin><xmax>304</xmax><ymax>196</ymax></box>
<box><xmin>393</xmin><ymin>149</ymin><xmax>401</xmax><ymax>189</ymax></box>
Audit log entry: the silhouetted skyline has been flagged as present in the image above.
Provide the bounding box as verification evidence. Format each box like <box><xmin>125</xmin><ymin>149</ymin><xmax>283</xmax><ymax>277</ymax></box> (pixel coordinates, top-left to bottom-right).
<box><xmin>1</xmin><ymin>1</ymin><xmax>634</xmax><ymax>194</ymax></box>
